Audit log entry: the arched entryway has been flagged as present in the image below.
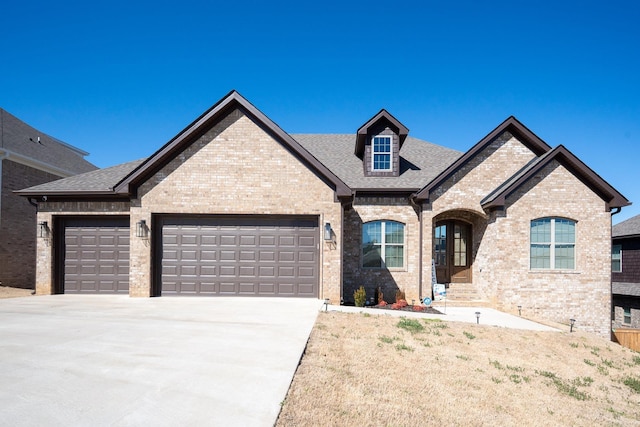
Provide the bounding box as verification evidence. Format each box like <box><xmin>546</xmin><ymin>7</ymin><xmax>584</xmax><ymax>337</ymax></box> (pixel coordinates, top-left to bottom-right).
<box><xmin>434</xmin><ymin>219</ymin><xmax>472</xmax><ymax>283</ymax></box>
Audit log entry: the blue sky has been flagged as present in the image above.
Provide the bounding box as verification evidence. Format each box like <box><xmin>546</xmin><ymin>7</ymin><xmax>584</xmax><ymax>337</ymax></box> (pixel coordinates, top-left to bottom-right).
<box><xmin>1</xmin><ymin>1</ymin><xmax>639</xmax><ymax>222</ymax></box>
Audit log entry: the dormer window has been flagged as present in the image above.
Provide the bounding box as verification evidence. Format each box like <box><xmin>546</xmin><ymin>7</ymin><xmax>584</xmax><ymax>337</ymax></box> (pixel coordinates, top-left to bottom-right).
<box><xmin>355</xmin><ymin>109</ymin><xmax>409</xmax><ymax>178</ymax></box>
<box><xmin>372</xmin><ymin>136</ymin><xmax>392</xmax><ymax>171</ymax></box>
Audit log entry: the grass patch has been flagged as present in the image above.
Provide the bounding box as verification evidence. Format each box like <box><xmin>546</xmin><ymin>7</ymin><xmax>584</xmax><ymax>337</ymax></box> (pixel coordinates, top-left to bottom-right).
<box><xmin>463</xmin><ymin>331</ymin><xmax>476</xmax><ymax>340</ymax></box>
<box><xmin>623</xmin><ymin>376</ymin><xmax>640</xmax><ymax>393</ymax></box>
<box><xmin>456</xmin><ymin>354</ymin><xmax>470</xmax><ymax>361</ymax></box>
<box><xmin>396</xmin><ymin>318</ymin><xmax>425</xmax><ymax>334</ymax></box>
<box><xmin>378</xmin><ymin>335</ymin><xmax>397</xmax><ymax>344</ymax></box>
<box><xmin>583</xmin><ymin>359</ymin><xmax>595</xmax><ymax>366</ymax></box>
<box><xmin>395</xmin><ymin>343</ymin><xmax>414</xmax><ymax>352</ymax></box>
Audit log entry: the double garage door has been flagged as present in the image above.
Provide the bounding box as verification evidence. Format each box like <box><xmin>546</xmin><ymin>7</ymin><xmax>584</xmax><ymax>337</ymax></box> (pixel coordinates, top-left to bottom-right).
<box><xmin>159</xmin><ymin>216</ymin><xmax>319</xmax><ymax>297</ymax></box>
<box><xmin>60</xmin><ymin>216</ymin><xmax>318</xmax><ymax>297</ymax></box>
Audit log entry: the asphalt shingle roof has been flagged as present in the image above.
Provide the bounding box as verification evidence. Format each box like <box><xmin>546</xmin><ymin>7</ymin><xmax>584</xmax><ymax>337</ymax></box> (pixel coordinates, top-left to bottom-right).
<box><xmin>16</xmin><ymin>159</ymin><xmax>144</xmax><ymax>194</ymax></box>
<box><xmin>0</xmin><ymin>108</ymin><xmax>97</xmax><ymax>174</ymax></box>
<box><xmin>613</xmin><ymin>214</ymin><xmax>640</xmax><ymax>238</ymax></box>
<box><xmin>292</xmin><ymin>134</ymin><xmax>462</xmax><ymax>190</ymax></box>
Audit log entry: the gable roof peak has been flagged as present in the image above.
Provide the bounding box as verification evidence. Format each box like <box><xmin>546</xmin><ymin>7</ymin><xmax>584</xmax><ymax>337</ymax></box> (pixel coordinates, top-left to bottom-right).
<box><xmin>355</xmin><ymin>109</ymin><xmax>409</xmax><ymax>158</ymax></box>
<box><xmin>413</xmin><ymin>116</ymin><xmax>553</xmax><ymax>202</ymax></box>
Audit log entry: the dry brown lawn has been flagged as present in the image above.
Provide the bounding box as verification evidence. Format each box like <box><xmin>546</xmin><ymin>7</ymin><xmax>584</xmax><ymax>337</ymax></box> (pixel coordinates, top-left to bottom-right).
<box><xmin>277</xmin><ymin>311</ymin><xmax>640</xmax><ymax>427</ymax></box>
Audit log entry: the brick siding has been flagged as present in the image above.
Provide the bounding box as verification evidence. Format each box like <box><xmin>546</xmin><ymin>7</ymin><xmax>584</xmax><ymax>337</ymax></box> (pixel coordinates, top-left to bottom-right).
<box><xmin>1</xmin><ymin>160</ymin><xmax>60</xmax><ymax>289</ymax></box>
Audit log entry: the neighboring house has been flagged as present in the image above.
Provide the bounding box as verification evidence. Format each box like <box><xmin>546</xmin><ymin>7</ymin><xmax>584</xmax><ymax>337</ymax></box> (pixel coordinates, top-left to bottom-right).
<box><xmin>0</xmin><ymin>108</ymin><xmax>96</xmax><ymax>289</ymax></box>
<box><xmin>612</xmin><ymin>214</ymin><xmax>640</xmax><ymax>329</ymax></box>
<box><xmin>17</xmin><ymin>91</ymin><xmax>629</xmax><ymax>338</ymax></box>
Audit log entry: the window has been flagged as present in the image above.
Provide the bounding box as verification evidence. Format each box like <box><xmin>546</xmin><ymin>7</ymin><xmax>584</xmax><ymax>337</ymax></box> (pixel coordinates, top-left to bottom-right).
<box><xmin>612</xmin><ymin>244</ymin><xmax>622</xmax><ymax>272</ymax></box>
<box><xmin>434</xmin><ymin>224</ymin><xmax>446</xmax><ymax>266</ymax></box>
<box><xmin>372</xmin><ymin>135</ymin><xmax>392</xmax><ymax>171</ymax></box>
<box><xmin>530</xmin><ymin>218</ymin><xmax>575</xmax><ymax>270</ymax></box>
<box><xmin>362</xmin><ymin>220</ymin><xmax>404</xmax><ymax>268</ymax></box>
<box><xmin>624</xmin><ymin>307</ymin><xmax>631</xmax><ymax>325</ymax></box>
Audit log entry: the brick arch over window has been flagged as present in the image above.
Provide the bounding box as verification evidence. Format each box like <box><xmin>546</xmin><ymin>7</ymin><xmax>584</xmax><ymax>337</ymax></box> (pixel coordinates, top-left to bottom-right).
<box><xmin>361</xmin><ymin>220</ymin><xmax>405</xmax><ymax>269</ymax></box>
<box><xmin>530</xmin><ymin>217</ymin><xmax>576</xmax><ymax>270</ymax></box>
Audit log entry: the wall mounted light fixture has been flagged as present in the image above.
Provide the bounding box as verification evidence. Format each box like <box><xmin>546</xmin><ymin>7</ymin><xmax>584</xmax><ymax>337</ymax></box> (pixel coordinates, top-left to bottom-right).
<box><xmin>324</xmin><ymin>222</ymin><xmax>333</xmax><ymax>241</ymax></box>
<box><xmin>136</xmin><ymin>220</ymin><xmax>148</xmax><ymax>239</ymax></box>
<box><xmin>38</xmin><ymin>221</ymin><xmax>49</xmax><ymax>239</ymax></box>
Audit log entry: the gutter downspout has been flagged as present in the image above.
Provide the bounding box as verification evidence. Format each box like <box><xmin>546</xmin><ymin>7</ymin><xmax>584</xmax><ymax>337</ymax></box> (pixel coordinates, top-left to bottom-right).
<box><xmin>409</xmin><ymin>195</ymin><xmax>423</xmax><ymax>301</ymax></box>
<box><xmin>609</xmin><ymin>206</ymin><xmax>621</xmax><ymax>338</ymax></box>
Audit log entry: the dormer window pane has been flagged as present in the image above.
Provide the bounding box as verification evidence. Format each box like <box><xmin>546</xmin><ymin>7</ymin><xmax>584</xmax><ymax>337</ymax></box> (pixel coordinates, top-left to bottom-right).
<box><xmin>372</xmin><ymin>136</ymin><xmax>392</xmax><ymax>171</ymax></box>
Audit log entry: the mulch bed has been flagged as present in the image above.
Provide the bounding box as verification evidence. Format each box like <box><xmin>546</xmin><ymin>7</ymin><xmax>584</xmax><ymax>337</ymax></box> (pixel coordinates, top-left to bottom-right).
<box><xmin>353</xmin><ymin>303</ymin><xmax>443</xmax><ymax>315</ymax></box>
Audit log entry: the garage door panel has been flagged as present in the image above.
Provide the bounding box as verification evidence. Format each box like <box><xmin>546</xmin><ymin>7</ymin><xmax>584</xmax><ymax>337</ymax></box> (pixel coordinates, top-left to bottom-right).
<box><xmin>63</xmin><ymin>218</ymin><xmax>130</xmax><ymax>294</ymax></box>
<box><xmin>160</xmin><ymin>216</ymin><xmax>318</xmax><ymax>297</ymax></box>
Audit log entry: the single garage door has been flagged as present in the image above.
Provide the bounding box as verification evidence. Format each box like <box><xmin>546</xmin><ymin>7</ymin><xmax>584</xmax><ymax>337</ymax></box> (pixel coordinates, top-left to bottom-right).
<box><xmin>159</xmin><ymin>216</ymin><xmax>318</xmax><ymax>297</ymax></box>
<box><xmin>62</xmin><ymin>217</ymin><xmax>130</xmax><ymax>293</ymax></box>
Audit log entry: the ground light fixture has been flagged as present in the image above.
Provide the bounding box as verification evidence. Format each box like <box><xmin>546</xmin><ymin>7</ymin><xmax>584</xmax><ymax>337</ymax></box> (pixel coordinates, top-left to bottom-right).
<box><xmin>475</xmin><ymin>311</ymin><xmax>481</xmax><ymax>324</ymax></box>
<box><xmin>324</xmin><ymin>298</ymin><xmax>330</xmax><ymax>312</ymax></box>
<box><xmin>570</xmin><ymin>318</ymin><xmax>576</xmax><ymax>332</ymax></box>
<box><xmin>518</xmin><ymin>305</ymin><xmax>522</xmax><ymax>316</ymax></box>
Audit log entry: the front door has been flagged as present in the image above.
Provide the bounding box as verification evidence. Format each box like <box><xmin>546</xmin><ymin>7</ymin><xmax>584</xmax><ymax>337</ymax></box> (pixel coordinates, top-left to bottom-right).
<box><xmin>434</xmin><ymin>220</ymin><xmax>472</xmax><ymax>283</ymax></box>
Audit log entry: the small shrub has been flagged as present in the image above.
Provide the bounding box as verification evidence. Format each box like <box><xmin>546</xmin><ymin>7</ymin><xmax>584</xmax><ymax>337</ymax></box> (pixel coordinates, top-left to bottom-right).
<box><xmin>395</xmin><ymin>288</ymin><xmax>406</xmax><ymax>302</ymax></box>
<box><xmin>354</xmin><ymin>286</ymin><xmax>367</xmax><ymax>307</ymax></box>
<box><xmin>633</xmin><ymin>355</ymin><xmax>640</xmax><ymax>366</ymax></box>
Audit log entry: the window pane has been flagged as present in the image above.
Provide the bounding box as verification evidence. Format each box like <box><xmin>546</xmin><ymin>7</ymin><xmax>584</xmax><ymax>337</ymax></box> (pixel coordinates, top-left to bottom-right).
<box><xmin>435</xmin><ymin>225</ymin><xmax>446</xmax><ymax>266</ymax></box>
<box><xmin>373</xmin><ymin>154</ymin><xmax>390</xmax><ymax>170</ymax></box>
<box><xmin>385</xmin><ymin>245</ymin><xmax>403</xmax><ymax>268</ymax></box>
<box><xmin>555</xmin><ymin>219</ymin><xmax>575</xmax><ymax>244</ymax></box>
<box><xmin>612</xmin><ymin>245</ymin><xmax>622</xmax><ymax>272</ymax></box>
<box><xmin>531</xmin><ymin>244</ymin><xmax>550</xmax><ymax>269</ymax></box>
<box><xmin>531</xmin><ymin>219</ymin><xmax>550</xmax><ymax>243</ymax></box>
<box><xmin>362</xmin><ymin>222</ymin><xmax>381</xmax><ymax>245</ymax></box>
<box><xmin>554</xmin><ymin>244</ymin><xmax>575</xmax><ymax>269</ymax></box>
<box><xmin>385</xmin><ymin>222</ymin><xmax>403</xmax><ymax>244</ymax></box>
<box><xmin>373</xmin><ymin>136</ymin><xmax>391</xmax><ymax>153</ymax></box>
<box><xmin>362</xmin><ymin>245</ymin><xmax>382</xmax><ymax>268</ymax></box>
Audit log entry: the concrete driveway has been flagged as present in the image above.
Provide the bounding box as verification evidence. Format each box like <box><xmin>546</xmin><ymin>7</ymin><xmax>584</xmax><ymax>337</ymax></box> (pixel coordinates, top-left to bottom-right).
<box><xmin>0</xmin><ymin>295</ymin><xmax>322</xmax><ymax>427</ymax></box>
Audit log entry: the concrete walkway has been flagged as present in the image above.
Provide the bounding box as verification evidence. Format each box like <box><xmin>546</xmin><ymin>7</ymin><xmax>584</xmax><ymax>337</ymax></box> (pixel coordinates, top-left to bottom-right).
<box><xmin>327</xmin><ymin>303</ymin><xmax>560</xmax><ymax>332</ymax></box>
<box><xmin>0</xmin><ymin>295</ymin><xmax>322</xmax><ymax>427</ymax></box>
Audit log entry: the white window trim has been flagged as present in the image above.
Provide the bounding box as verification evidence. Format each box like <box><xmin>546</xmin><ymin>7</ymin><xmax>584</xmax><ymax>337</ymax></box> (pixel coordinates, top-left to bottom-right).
<box><xmin>362</xmin><ymin>220</ymin><xmax>406</xmax><ymax>270</ymax></box>
<box><xmin>612</xmin><ymin>244</ymin><xmax>622</xmax><ymax>273</ymax></box>
<box><xmin>530</xmin><ymin>217</ymin><xmax>576</xmax><ymax>270</ymax></box>
<box><xmin>371</xmin><ymin>135</ymin><xmax>393</xmax><ymax>172</ymax></box>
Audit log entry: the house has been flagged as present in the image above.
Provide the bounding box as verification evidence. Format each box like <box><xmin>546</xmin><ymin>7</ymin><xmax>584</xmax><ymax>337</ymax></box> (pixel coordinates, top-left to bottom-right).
<box><xmin>16</xmin><ymin>91</ymin><xmax>629</xmax><ymax>338</ymax></box>
<box><xmin>1</xmin><ymin>108</ymin><xmax>96</xmax><ymax>289</ymax></box>
<box><xmin>612</xmin><ymin>214</ymin><xmax>640</xmax><ymax>329</ymax></box>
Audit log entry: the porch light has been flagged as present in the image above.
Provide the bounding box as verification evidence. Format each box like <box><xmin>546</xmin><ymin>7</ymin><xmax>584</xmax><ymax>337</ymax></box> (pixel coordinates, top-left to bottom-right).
<box><xmin>570</xmin><ymin>318</ymin><xmax>576</xmax><ymax>333</ymax></box>
<box><xmin>38</xmin><ymin>221</ymin><xmax>49</xmax><ymax>238</ymax></box>
<box><xmin>136</xmin><ymin>220</ymin><xmax>148</xmax><ymax>239</ymax></box>
<box><xmin>475</xmin><ymin>311</ymin><xmax>481</xmax><ymax>324</ymax></box>
<box><xmin>324</xmin><ymin>222</ymin><xmax>333</xmax><ymax>241</ymax></box>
